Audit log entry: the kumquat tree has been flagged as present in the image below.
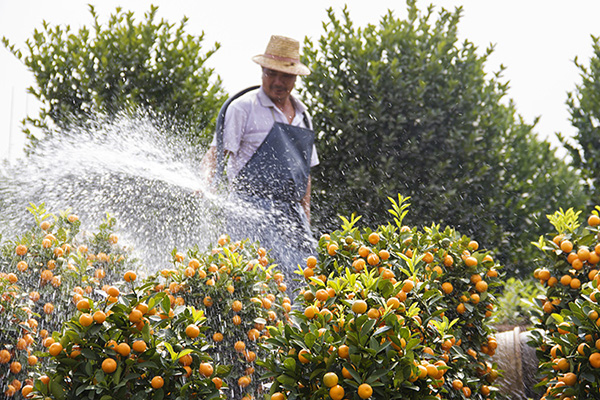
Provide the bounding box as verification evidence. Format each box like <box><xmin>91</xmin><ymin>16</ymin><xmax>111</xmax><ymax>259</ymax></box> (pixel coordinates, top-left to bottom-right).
<box><xmin>530</xmin><ymin>207</ymin><xmax>600</xmax><ymax>400</ymax></box>
<box><xmin>144</xmin><ymin>236</ymin><xmax>292</xmax><ymax>400</ymax></box>
<box><xmin>34</xmin><ymin>275</ymin><xmax>223</xmax><ymax>400</ymax></box>
<box><xmin>0</xmin><ymin>204</ymin><xmax>137</xmax><ymax>398</ymax></box>
<box><xmin>260</xmin><ymin>195</ymin><xmax>502</xmax><ymax>400</ymax></box>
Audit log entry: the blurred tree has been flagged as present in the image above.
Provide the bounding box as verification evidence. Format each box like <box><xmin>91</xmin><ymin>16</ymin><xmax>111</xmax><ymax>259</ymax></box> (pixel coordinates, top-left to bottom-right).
<box><xmin>490</xmin><ymin>277</ymin><xmax>543</xmax><ymax>328</ymax></box>
<box><xmin>301</xmin><ymin>0</ymin><xmax>588</xmax><ymax>277</ymax></box>
<box><xmin>2</xmin><ymin>5</ymin><xmax>225</xmax><ymax>149</ymax></box>
<box><xmin>563</xmin><ymin>35</ymin><xmax>600</xmax><ymax>205</ymax></box>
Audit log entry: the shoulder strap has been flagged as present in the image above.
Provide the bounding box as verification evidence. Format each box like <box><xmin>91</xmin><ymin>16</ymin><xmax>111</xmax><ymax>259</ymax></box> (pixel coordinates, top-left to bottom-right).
<box><xmin>302</xmin><ymin>112</ymin><xmax>311</xmax><ymax>130</ymax></box>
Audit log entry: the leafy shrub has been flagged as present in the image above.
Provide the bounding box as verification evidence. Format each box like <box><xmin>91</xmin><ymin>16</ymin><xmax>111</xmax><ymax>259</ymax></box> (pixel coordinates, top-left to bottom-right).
<box><xmin>302</xmin><ymin>0</ymin><xmax>587</xmax><ymax>280</ymax></box>
<box><xmin>149</xmin><ymin>236</ymin><xmax>291</xmax><ymax>400</ymax></box>
<box><xmin>1</xmin><ymin>198</ymin><xmax>507</xmax><ymax>400</ymax></box>
<box><xmin>491</xmin><ymin>277</ymin><xmax>543</xmax><ymax>329</ymax></box>
<box><xmin>34</xmin><ymin>275</ymin><xmax>221</xmax><ymax>400</ymax></box>
<box><xmin>2</xmin><ymin>5</ymin><xmax>225</xmax><ymax>149</ymax></box>
<box><xmin>260</xmin><ymin>195</ymin><xmax>502</xmax><ymax>400</ymax></box>
<box><xmin>530</xmin><ymin>207</ymin><xmax>600</xmax><ymax>399</ymax></box>
<box><xmin>0</xmin><ymin>204</ymin><xmax>135</xmax><ymax>398</ymax></box>
<box><xmin>0</xmin><ymin>274</ymin><xmax>31</xmax><ymax>397</ymax></box>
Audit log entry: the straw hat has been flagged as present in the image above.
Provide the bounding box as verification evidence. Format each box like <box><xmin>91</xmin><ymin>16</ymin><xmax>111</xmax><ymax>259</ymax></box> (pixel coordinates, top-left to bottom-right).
<box><xmin>252</xmin><ymin>35</ymin><xmax>311</xmax><ymax>76</ymax></box>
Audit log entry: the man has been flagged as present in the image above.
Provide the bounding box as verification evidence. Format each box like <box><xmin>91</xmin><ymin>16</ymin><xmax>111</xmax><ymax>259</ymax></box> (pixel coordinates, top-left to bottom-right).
<box><xmin>202</xmin><ymin>35</ymin><xmax>318</xmax><ymax>292</ymax></box>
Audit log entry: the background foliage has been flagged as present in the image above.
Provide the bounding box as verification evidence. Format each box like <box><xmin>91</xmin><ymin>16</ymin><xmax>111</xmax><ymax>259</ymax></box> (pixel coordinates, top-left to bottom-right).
<box><xmin>2</xmin><ymin>5</ymin><xmax>226</xmax><ymax>149</ymax></box>
<box><xmin>563</xmin><ymin>35</ymin><xmax>600</xmax><ymax>207</ymax></box>
<box><xmin>490</xmin><ymin>277</ymin><xmax>543</xmax><ymax>328</ymax></box>
<box><xmin>300</xmin><ymin>1</ymin><xmax>588</xmax><ymax>278</ymax></box>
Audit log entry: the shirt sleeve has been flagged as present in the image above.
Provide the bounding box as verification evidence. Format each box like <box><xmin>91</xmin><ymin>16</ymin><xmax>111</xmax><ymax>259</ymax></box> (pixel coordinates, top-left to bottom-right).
<box><xmin>210</xmin><ymin>101</ymin><xmax>248</xmax><ymax>155</ymax></box>
<box><xmin>311</xmin><ymin>144</ymin><xmax>319</xmax><ymax>168</ymax></box>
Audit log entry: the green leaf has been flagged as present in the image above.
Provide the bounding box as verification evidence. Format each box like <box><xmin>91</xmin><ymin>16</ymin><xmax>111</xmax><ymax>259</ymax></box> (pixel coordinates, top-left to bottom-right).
<box><xmin>81</xmin><ymin>348</ymin><xmax>99</xmax><ymax>360</ymax></box>
<box><xmin>283</xmin><ymin>357</ymin><xmax>297</xmax><ymax>371</ymax></box>
<box><xmin>163</xmin><ymin>342</ymin><xmax>177</xmax><ymax>360</ymax></box>
<box><xmin>359</xmin><ymin>318</ymin><xmax>377</xmax><ymax>339</ymax></box>
<box><xmin>304</xmin><ymin>332</ymin><xmax>317</xmax><ymax>349</ymax></box>
<box><xmin>114</xmin><ymin>364</ymin><xmax>122</xmax><ymax>385</ymax></box>
<box><xmin>161</xmin><ymin>295</ymin><xmax>171</xmax><ymax>314</ymax></box>
<box><xmin>343</xmin><ymin>361</ymin><xmax>362</xmax><ymax>382</ymax></box>
<box><xmin>75</xmin><ymin>385</ymin><xmax>92</xmax><ymax>396</ymax></box>
<box><xmin>366</xmin><ymin>367</ymin><xmax>389</xmax><ymax>383</ymax></box>
<box><xmin>216</xmin><ymin>364</ymin><xmax>232</xmax><ymax>376</ymax></box>
<box><xmin>277</xmin><ymin>374</ymin><xmax>297</xmax><ymax>386</ymax></box>
<box><xmin>551</xmin><ymin>313</ymin><xmax>564</xmax><ymax>323</ymax></box>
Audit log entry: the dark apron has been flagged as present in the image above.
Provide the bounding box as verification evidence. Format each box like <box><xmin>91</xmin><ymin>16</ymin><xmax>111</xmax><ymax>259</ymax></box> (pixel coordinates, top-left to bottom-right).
<box><xmin>227</xmin><ymin>114</ymin><xmax>316</xmax><ymax>294</ymax></box>
<box><xmin>233</xmin><ymin>116</ymin><xmax>314</xmax><ymax>202</ymax></box>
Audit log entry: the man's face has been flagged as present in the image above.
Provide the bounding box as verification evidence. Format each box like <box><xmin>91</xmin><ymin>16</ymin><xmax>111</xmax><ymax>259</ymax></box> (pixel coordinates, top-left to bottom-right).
<box><xmin>262</xmin><ymin>68</ymin><xmax>297</xmax><ymax>102</ymax></box>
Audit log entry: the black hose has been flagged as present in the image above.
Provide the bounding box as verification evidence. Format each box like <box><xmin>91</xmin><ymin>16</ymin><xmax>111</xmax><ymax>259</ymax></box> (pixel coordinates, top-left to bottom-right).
<box><xmin>213</xmin><ymin>85</ymin><xmax>261</xmax><ymax>187</ymax></box>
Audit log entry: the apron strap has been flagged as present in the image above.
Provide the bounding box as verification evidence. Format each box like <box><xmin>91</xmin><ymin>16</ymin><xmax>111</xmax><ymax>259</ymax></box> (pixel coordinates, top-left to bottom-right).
<box><xmin>302</xmin><ymin>112</ymin><xmax>310</xmax><ymax>130</ymax></box>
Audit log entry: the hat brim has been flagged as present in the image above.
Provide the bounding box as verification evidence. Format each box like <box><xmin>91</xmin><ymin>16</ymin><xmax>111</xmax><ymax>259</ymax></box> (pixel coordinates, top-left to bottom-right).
<box><xmin>252</xmin><ymin>55</ymin><xmax>311</xmax><ymax>76</ymax></box>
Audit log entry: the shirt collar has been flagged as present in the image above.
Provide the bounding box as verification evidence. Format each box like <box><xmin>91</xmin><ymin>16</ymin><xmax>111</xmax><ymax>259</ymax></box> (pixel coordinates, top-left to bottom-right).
<box><xmin>258</xmin><ymin>86</ymin><xmax>307</xmax><ymax>114</ymax></box>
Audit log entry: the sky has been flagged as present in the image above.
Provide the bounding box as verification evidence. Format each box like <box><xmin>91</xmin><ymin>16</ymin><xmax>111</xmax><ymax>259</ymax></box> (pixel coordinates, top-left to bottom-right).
<box><xmin>1</xmin><ymin>0</ymin><xmax>600</xmax><ymax>161</ymax></box>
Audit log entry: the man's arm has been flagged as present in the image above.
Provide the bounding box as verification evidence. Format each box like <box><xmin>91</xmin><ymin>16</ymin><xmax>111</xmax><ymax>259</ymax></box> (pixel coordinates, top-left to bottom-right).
<box><xmin>301</xmin><ymin>175</ymin><xmax>312</xmax><ymax>225</ymax></box>
<box><xmin>200</xmin><ymin>146</ymin><xmax>217</xmax><ymax>184</ymax></box>
<box><xmin>200</xmin><ymin>147</ymin><xmax>233</xmax><ymax>182</ymax></box>
<box><xmin>198</xmin><ymin>147</ymin><xmax>233</xmax><ymax>196</ymax></box>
